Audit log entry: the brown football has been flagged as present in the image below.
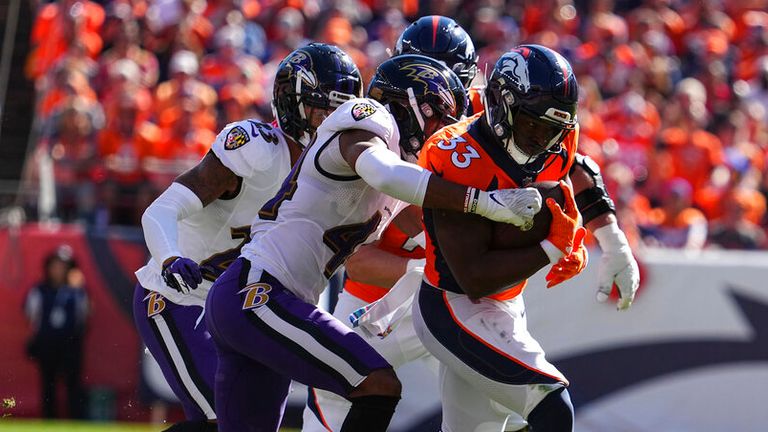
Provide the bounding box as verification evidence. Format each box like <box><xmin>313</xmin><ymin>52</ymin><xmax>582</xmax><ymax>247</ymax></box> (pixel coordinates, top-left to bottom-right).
<box><xmin>491</xmin><ymin>181</ymin><xmax>566</xmax><ymax>249</ymax></box>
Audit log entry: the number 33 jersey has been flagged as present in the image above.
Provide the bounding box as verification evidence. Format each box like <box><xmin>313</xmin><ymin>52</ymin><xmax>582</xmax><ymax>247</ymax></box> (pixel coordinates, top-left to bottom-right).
<box><xmin>135</xmin><ymin>119</ymin><xmax>292</xmax><ymax>307</ymax></box>
<box><xmin>241</xmin><ymin>98</ymin><xmax>402</xmax><ymax>305</ymax></box>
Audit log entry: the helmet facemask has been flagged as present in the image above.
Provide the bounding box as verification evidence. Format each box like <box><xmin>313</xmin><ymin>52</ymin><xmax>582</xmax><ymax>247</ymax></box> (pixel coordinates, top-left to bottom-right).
<box><xmin>386</xmin><ymin>87</ymin><xmax>461</xmax><ymax>159</ymax></box>
<box><xmin>487</xmin><ymin>84</ymin><xmax>572</xmax><ymax>174</ymax></box>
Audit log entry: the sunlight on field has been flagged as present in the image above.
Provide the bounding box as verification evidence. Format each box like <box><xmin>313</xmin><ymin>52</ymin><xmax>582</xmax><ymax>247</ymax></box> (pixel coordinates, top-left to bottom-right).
<box><xmin>0</xmin><ymin>420</ymin><xmax>299</xmax><ymax>431</ymax></box>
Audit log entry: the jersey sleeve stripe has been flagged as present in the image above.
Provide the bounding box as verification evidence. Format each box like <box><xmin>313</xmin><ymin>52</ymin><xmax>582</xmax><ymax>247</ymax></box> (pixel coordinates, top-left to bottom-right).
<box><xmin>313</xmin><ymin>131</ymin><xmax>361</xmax><ymax>181</ymax></box>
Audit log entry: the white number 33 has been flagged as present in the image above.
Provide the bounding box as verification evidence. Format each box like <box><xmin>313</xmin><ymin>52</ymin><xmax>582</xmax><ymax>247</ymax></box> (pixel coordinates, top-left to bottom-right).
<box><xmin>437</xmin><ymin>136</ymin><xmax>480</xmax><ymax>168</ymax></box>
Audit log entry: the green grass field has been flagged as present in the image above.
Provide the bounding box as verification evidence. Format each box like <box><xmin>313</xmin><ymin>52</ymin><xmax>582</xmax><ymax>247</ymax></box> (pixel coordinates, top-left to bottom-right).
<box><xmin>0</xmin><ymin>420</ymin><xmax>299</xmax><ymax>431</ymax></box>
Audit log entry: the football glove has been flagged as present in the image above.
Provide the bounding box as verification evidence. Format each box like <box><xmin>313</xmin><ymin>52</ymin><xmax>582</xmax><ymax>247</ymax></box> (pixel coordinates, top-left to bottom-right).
<box><xmin>467</xmin><ymin>186</ymin><xmax>542</xmax><ymax>229</ymax></box>
<box><xmin>546</xmin><ymin>227</ymin><xmax>588</xmax><ymax>288</ymax></box>
<box><xmin>162</xmin><ymin>256</ymin><xmax>203</xmax><ymax>294</ymax></box>
<box><xmin>593</xmin><ymin>223</ymin><xmax>640</xmax><ymax>310</ymax></box>
<box><xmin>544</xmin><ymin>181</ymin><xmax>580</xmax><ymax>254</ymax></box>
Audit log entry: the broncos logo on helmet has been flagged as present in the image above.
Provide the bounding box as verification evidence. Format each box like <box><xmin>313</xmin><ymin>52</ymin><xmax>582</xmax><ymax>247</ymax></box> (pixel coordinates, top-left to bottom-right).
<box><xmin>498</xmin><ymin>48</ymin><xmax>531</xmax><ymax>94</ymax></box>
<box><xmin>368</xmin><ymin>54</ymin><xmax>467</xmax><ymax>157</ymax></box>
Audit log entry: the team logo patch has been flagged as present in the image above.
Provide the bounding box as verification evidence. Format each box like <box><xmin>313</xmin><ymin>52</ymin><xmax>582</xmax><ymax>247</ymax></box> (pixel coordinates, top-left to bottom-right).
<box><xmin>144</xmin><ymin>292</ymin><xmax>166</xmax><ymax>318</ymax></box>
<box><xmin>225</xmin><ymin>125</ymin><xmax>250</xmax><ymax>150</ymax></box>
<box><xmin>239</xmin><ymin>283</ymin><xmax>272</xmax><ymax>310</ymax></box>
<box><xmin>500</xmin><ymin>50</ymin><xmax>531</xmax><ymax>94</ymax></box>
<box><xmin>351</xmin><ymin>102</ymin><xmax>377</xmax><ymax>121</ymax></box>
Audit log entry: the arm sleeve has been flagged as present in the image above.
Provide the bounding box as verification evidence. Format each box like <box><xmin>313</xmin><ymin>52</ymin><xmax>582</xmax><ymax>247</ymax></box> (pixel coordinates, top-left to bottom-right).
<box><xmin>354</xmin><ymin>144</ymin><xmax>431</xmax><ymax>207</ymax></box>
<box><xmin>141</xmin><ymin>182</ymin><xmax>204</xmax><ymax>267</ymax></box>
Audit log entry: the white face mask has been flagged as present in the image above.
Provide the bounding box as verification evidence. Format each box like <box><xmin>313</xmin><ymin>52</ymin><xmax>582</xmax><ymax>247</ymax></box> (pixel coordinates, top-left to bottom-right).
<box><xmin>502</xmin><ymin>106</ymin><xmax>532</xmax><ymax>164</ymax></box>
<box><xmin>504</xmin><ymin>135</ymin><xmax>534</xmax><ymax>165</ymax></box>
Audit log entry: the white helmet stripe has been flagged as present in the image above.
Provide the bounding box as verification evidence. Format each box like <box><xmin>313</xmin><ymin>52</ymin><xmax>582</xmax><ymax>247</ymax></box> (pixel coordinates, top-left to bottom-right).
<box><xmin>407</xmin><ymin>87</ymin><xmax>425</xmax><ymax>132</ymax></box>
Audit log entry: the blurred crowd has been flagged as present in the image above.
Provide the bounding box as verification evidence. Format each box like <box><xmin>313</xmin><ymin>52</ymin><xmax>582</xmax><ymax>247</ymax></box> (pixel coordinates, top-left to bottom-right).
<box><xmin>23</xmin><ymin>0</ymin><xmax>768</xmax><ymax>250</ymax></box>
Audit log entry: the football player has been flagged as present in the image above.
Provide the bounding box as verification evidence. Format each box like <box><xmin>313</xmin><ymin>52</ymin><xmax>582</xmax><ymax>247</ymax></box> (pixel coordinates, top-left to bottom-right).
<box><xmin>413</xmin><ymin>45</ymin><xmax>587</xmax><ymax>432</ymax></box>
<box><xmin>301</xmin><ymin>15</ymin><xmax>485</xmax><ymax>431</ymax></box>
<box><xmin>203</xmin><ymin>55</ymin><xmax>546</xmax><ymax>432</ymax></box>
<box><xmin>132</xmin><ymin>43</ymin><xmax>363</xmax><ymax>432</ymax></box>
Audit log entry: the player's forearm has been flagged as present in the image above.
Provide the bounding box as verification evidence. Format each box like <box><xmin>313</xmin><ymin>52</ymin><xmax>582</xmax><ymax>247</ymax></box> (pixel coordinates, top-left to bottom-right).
<box><xmin>345</xmin><ymin>244</ymin><xmax>409</xmax><ymax>288</ymax></box>
<box><xmin>141</xmin><ymin>182</ymin><xmax>203</xmax><ymax>267</ymax></box>
<box><xmin>453</xmin><ymin>247</ymin><xmax>550</xmax><ymax>300</ymax></box>
<box><xmin>585</xmin><ymin>212</ymin><xmax>617</xmax><ymax>235</ymax></box>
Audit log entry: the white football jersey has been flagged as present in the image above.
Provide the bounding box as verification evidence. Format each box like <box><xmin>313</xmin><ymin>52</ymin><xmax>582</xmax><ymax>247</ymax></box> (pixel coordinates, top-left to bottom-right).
<box><xmin>241</xmin><ymin>98</ymin><xmax>402</xmax><ymax>304</ymax></box>
<box><xmin>135</xmin><ymin>119</ymin><xmax>292</xmax><ymax>306</ymax></box>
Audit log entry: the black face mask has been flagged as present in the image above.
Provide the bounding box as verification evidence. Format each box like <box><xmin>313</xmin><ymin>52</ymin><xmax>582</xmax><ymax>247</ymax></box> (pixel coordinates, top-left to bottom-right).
<box><xmin>511</xmin><ymin>109</ymin><xmax>566</xmax><ymax>158</ymax></box>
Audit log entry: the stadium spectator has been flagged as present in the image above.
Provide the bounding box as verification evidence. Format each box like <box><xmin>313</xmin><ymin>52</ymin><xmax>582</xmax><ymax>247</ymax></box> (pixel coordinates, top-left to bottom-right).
<box><xmin>154</xmin><ymin>50</ymin><xmax>217</xmax><ymax>133</ymax></box>
<box><xmin>97</xmin><ymin>90</ymin><xmax>161</xmax><ymax>225</ymax></box>
<box><xmin>18</xmin><ymin>0</ymin><xmax>768</xmax><ymax>245</ymax></box>
<box><xmin>707</xmin><ymin>188</ymin><xmax>767</xmax><ymax>249</ymax></box>
<box><xmin>27</xmin><ymin>0</ymin><xmax>104</xmax><ymax>82</ymax></box>
<box><xmin>38</xmin><ymin>97</ymin><xmax>104</xmax><ymax>223</ymax></box>
<box><xmin>145</xmin><ymin>97</ymin><xmax>215</xmax><ymax>187</ymax></box>
<box><xmin>201</xmin><ymin>24</ymin><xmax>265</xmax><ymax>101</ymax></box>
<box><xmin>38</xmin><ymin>64</ymin><xmax>99</xmax><ymax>121</ymax></box>
<box><xmin>641</xmin><ymin>177</ymin><xmax>708</xmax><ymax>249</ymax></box>
<box><xmin>96</xmin><ymin>15</ymin><xmax>159</xmax><ymax>94</ymax></box>
<box><xmin>24</xmin><ymin>245</ymin><xmax>90</xmax><ymax>419</ymax></box>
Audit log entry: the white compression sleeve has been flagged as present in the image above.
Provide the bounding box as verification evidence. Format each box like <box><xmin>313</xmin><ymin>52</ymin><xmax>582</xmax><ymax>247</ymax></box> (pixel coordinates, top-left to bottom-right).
<box><xmin>141</xmin><ymin>182</ymin><xmax>204</xmax><ymax>267</ymax></box>
<box><xmin>354</xmin><ymin>145</ymin><xmax>431</xmax><ymax>207</ymax></box>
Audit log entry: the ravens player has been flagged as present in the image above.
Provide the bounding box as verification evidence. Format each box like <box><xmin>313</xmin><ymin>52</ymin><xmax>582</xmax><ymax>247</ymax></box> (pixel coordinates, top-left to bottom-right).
<box><xmin>133</xmin><ymin>43</ymin><xmax>363</xmax><ymax>432</ymax></box>
<box><xmin>302</xmin><ymin>16</ymin><xmax>482</xmax><ymax>431</ymax></box>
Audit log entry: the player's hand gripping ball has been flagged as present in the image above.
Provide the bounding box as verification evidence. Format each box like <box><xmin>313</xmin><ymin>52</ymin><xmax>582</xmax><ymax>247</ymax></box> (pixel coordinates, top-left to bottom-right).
<box><xmin>491</xmin><ymin>181</ymin><xmax>565</xmax><ymax>249</ymax></box>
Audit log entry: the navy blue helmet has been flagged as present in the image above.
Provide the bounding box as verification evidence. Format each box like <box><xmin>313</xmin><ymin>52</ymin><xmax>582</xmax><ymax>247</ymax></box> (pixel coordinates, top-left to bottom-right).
<box><xmin>368</xmin><ymin>54</ymin><xmax>468</xmax><ymax>156</ymax></box>
<box><xmin>394</xmin><ymin>16</ymin><xmax>478</xmax><ymax>88</ymax></box>
<box><xmin>485</xmin><ymin>45</ymin><xmax>578</xmax><ymax>172</ymax></box>
<box><xmin>272</xmin><ymin>43</ymin><xmax>363</xmax><ymax>146</ymax></box>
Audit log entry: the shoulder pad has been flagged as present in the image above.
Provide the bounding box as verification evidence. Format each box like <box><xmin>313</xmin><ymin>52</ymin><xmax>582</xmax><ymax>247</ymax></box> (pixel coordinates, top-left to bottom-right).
<box><xmin>212</xmin><ymin>119</ymin><xmax>285</xmax><ymax>177</ymax></box>
<box><xmin>320</xmin><ymin>98</ymin><xmax>398</xmax><ymax>150</ymax></box>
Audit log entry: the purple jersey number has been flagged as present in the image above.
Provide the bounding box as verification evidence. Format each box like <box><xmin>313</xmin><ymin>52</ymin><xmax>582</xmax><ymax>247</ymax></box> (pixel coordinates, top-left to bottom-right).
<box><xmin>322</xmin><ymin>212</ymin><xmax>382</xmax><ymax>278</ymax></box>
<box><xmin>199</xmin><ymin>225</ymin><xmax>251</xmax><ymax>281</ymax></box>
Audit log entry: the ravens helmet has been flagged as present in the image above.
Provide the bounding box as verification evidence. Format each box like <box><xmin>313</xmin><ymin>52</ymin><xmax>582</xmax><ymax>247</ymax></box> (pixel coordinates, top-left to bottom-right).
<box><xmin>485</xmin><ymin>45</ymin><xmax>578</xmax><ymax>173</ymax></box>
<box><xmin>272</xmin><ymin>43</ymin><xmax>363</xmax><ymax>146</ymax></box>
<box><xmin>394</xmin><ymin>16</ymin><xmax>478</xmax><ymax>88</ymax></box>
<box><xmin>368</xmin><ymin>54</ymin><xmax>467</xmax><ymax>157</ymax></box>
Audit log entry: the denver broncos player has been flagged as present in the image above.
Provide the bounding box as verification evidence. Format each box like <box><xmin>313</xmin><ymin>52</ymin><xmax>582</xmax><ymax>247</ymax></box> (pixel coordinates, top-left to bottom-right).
<box><xmin>465</xmin><ymin>51</ymin><xmax>640</xmax><ymax>310</ymax></box>
<box><xmin>413</xmin><ymin>45</ymin><xmax>586</xmax><ymax>432</ymax></box>
<box><xmin>132</xmin><ymin>43</ymin><xmax>363</xmax><ymax>432</ymax></box>
<box><xmin>203</xmin><ymin>55</ymin><xmax>547</xmax><ymax>432</ymax></box>
<box><xmin>301</xmin><ymin>16</ymin><xmax>484</xmax><ymax>431</ymax></box>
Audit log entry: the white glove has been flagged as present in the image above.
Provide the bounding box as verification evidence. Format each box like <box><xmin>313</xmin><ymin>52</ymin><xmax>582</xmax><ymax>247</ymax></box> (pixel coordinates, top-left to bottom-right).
<box><xmin>466</xmin><ymin>187</ymin><xmax>542</xmax><ymax>228</ymax></box>
<box><xmin>593</xmin><ymin>223</ymin><xmax>640</xmax><ymax>310</ymax></box>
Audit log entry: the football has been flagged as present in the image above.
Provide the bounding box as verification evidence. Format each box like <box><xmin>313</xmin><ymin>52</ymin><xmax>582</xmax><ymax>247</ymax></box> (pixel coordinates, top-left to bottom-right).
<box><xmin>491</xmin><ymin>181</ymin><xmax>566</xmax><ymax>249</ymax></box>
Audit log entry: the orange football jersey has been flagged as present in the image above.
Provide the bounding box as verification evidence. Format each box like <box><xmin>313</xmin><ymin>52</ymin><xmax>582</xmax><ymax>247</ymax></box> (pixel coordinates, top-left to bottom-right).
<box><xmin>466</xmin><ymin>84</ymin><xmax>485</xmax><ymax>117</ymax></box>
<box><xmin>417</xmin><ymin>113</ymin><xmax>578</xmax><ymax>301</ymax></box>
<box><xmin>344</xmin><ymin>223</ymin><xmax>426</xmax><ymax>303</ymax></box>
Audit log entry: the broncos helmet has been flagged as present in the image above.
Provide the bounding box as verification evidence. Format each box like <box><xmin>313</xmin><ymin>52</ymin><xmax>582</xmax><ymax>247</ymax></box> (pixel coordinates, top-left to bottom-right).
<box><xmin>368</xmin><ymin>54</ymin><xmax>467</xmax><ymax>157</ymax></box>
<box><xmin>394</xmin><ymin>16</ymin><xmax>478</xmax><ymax>88</ymax></box>
<box><xmin>485</xmin><ymin>45</ymin><xmax>578</xmax><ymax>174</ymax></box>
<box><xmin>272</xmin><ymin>43</ymin><xmax>363</xmax><ymax>146</ymax></box>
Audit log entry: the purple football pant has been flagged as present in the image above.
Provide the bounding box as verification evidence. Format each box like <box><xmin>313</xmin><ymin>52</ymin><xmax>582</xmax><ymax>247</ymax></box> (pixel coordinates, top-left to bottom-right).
<box><xmin>205</xmin><ymin>257</ymin><xmax>391</xmax><ymax>432</ymax></box>
<box><xmin>132</xmin><ymin>284</ymin><xmax>217</xmax><ymax>421</ymax></box>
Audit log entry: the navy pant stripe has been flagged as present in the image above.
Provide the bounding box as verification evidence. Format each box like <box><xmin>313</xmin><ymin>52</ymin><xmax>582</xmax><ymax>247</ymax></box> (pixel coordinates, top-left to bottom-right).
<box><xmin>419</xmin><ymin>284</ymin><xmax>560</xmax><ymax>386</ymax></box>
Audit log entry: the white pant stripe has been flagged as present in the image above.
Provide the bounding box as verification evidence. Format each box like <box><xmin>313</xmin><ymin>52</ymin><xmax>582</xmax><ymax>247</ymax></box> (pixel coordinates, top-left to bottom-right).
<box><xmin>255</xmin><ymin>306</ymin><xmax>367</xmax><ymax>387</ymax></box>
<box><xmin>152</xmin><ymin>313</ymin><xmax>216</xmax><ymax>419</ymax></box>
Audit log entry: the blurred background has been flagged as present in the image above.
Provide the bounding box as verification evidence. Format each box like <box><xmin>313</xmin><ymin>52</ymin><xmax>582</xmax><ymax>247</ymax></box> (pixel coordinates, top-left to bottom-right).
<box><xmin>0</xmin><ymin>0</ymin><xmax>767</xmax><ymax>431</ymax></box>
